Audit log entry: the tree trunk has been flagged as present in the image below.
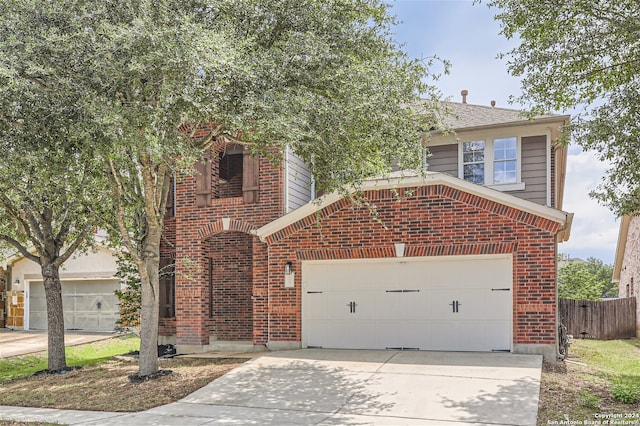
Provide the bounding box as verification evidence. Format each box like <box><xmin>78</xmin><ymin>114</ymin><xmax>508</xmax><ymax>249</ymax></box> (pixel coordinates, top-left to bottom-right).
<box><xmin>42</xmin><ymin>262</ymin><xmax>67</xmax><ymax>371</ymax></box>
<box><xmin>137</xmin><ymin>223</ymin><xmax>162</xmax><ymax>377</ymax></box>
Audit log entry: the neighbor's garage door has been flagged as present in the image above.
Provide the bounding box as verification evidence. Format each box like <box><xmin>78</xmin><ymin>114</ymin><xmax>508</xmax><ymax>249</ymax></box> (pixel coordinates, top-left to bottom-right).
<box><xmin>29</xmin><ymin>280</ymin><xmax>120</xmax><ymax>332</ymax></box>
<box><xmin>302</xmin><ymin>255</ymin><xmax>512</xmax><ymax>352</ymax></box>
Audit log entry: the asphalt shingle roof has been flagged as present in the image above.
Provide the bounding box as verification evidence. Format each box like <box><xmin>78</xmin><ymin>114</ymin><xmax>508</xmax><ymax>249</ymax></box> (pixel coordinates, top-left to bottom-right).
<box><xmin>440</xmin><ymin>101</ymin><xmax>564</xmax><ymax>130</ymax></box>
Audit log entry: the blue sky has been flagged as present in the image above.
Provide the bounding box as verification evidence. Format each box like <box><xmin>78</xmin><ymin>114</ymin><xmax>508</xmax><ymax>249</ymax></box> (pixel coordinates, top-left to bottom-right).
<box><xmin>388</xmin><ymin>0</ymin><xmax>619</xmax><ymax>264</ymax></box>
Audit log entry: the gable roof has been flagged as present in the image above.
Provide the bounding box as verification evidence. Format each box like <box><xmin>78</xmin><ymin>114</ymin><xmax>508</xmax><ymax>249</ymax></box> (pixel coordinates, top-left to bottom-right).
<box><xmin>437</xmin><ymin>101</ymin><xmax>567</xmax><ymax>131</ymax></box>
<box><xmin>256</xmin><ymin>171</ymin><xmax>573</xmax><ymax>243</ymax></box>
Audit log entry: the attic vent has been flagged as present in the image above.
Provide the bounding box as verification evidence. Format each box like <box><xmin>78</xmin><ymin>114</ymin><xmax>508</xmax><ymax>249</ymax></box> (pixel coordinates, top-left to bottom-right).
<box><xmin>461</xmin><ymin>89</ymin><xmax>468</xmax><ymax>104</ymax></box>
<box><xmin>491</xmin><ymin>100</ymin><xmax>496</xmax><ymax>107</ymax></box>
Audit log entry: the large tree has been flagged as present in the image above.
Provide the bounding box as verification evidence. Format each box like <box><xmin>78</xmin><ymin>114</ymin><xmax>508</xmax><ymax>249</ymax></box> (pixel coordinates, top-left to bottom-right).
<box><xmin>487</xmin><ymin>0</ymin><xmax>640</xmax><ymax>216</ymax></box>
<box><xmin>0</xmin><ymin>79</ymin><xmax>106</xmax><ymax>371</ymax></box>
<box><xmin>0</xmin><ymin>0</ymin><xmax>441</xmax><ymax>377</ymax></box>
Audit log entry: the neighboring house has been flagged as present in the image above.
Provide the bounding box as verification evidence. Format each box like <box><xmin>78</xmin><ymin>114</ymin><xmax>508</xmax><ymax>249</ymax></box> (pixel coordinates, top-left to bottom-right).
<box><xmin>4</xmin><ymin>233</ymin><xmax>121</xmax><ymax>332</ymax></box>
<box><xmin>612</xmin><ymin>215</ymin><xmax>640</xmax><ymax>336</ymax></box>
<box><xmin>557</xmin><ymin>254</ymin><xmax>587</xmax><ymax>269</ymax></box>
<box><xmin>160</xmin><ymin>94</ymin><xmax>573</xmax><ymax>360</ymax></box>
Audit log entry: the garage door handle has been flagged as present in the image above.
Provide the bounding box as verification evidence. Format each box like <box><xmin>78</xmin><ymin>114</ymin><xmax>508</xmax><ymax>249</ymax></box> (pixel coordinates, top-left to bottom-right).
<box><xmin>449</xmin><ymin>300</ymin><xmax>461</xmax><ymax>313</ymax></box>
<box><xmin>346</xmin><ymin>301</ymin><xmax>357</xmax><ymax>313</ymax></box>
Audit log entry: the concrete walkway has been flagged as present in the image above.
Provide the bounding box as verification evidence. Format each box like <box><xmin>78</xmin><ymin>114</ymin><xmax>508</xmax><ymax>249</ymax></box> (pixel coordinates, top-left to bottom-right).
<box><xmin>0</xmin><ymin>349</ymin><xmax>543</xmax><ymax>425</ymax></box>
<box><xmin>0</xmin><ymin>329</ymin><xmax>117</xmax><ymax>358</ymax></box>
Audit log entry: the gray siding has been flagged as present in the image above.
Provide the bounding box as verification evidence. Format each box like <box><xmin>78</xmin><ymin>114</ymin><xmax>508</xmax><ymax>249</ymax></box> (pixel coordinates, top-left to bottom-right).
<box><xmin>511</xmin><ymin>135</ymin><xmax>548</xmax><ymax>205</ymax></box>
<box><xmin>286</xmin><ymin>150</ymin><xmax>313</xmax><ymax>212</ymax></box>
<box><xmin>426</xmin><ymin>144</ymin><xmax>458</xmax><ymax>176</ymax></box>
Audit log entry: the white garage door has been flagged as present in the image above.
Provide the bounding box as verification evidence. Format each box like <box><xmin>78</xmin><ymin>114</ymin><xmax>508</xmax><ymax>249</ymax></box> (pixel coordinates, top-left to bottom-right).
<box><xmin>302</xmin><ymin>255</ymin><xmax>512</xmax><ymax>352</ymax></box>
<box><xmin>29</xmin><ymin>280</ymin><xmax>120</xmax><ymax>332</ymax></box>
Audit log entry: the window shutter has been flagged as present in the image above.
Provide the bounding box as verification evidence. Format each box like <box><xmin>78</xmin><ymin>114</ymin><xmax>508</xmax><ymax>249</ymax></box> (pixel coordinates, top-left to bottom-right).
<box><xmin>164</xmin><ymin>176</ymin><xmax>175</xmax><ymax>217</ymax></box>
<box><xmin>195</xmin><ymin>150</ymin><xmax>212</xmax><ymax>207</ymax></box>
<box><xmin>242</xmin><ymin>149</ymin><xmax>259</xmax><ymax>203</ymax></box>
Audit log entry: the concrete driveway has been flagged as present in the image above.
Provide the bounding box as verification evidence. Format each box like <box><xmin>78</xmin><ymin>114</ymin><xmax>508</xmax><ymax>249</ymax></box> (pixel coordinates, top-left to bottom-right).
<box><xmin>141</xmin><ymin>349</ymin><xmax>541</xmax><ymax>425</ymax></box>
<box><xmin>0</xmin><ymin>349</ymin><xmax>542</xmax><ymax>425</ymax></box>
<box><xmin>0</xmin><ymin>329</ymin><xmax>116</xmax><ymax>358</ymax></box>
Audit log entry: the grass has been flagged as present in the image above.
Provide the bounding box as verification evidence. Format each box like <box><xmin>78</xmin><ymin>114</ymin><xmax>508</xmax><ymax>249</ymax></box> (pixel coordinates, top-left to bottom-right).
<box><xmin>0</xmin><ymin>337</ymin><xmax>247</xmax><ymax>414</ymax></box>
<box><xmin>0</xmin><ymin>335</ymin><xmax>140</xmax><ymax>381</ymax></box>
<box><xmin>538</xmin><ymin>338</ymin><xmax>640</xmax><ymax>425</ymax></box>
<box><xmin>2</xmin><ymin>336</ymin><xmax>639</xmax><ymax>424</ymax></box>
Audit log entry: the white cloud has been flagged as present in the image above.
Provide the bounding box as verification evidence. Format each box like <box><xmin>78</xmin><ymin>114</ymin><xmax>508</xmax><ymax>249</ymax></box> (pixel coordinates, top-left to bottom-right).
<box><xmin>559</xmin><ymin>148</ymin><xmax>619</xmax><ymax>263</ymax></box>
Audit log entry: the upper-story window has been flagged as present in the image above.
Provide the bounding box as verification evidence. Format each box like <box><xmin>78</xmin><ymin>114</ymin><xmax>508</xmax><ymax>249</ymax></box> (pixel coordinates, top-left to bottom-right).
<box><xmin>459</xmin><ymin>136</ymin><xmax>524</xmax><ymax>190</ymax></box>
<box><xmin>462</xmin><ymin>141</ymin><xmax>485</xmax><ymax>184</ymax></box>
<box><xmin>493</xmin><ymin>137</ymin><xmax>517</xmax><ymax>184</ymax></box>
<box><xmin>218</xmin><ymin>151</ymin><xmax>243</xmax><ymax>198</ymax></box>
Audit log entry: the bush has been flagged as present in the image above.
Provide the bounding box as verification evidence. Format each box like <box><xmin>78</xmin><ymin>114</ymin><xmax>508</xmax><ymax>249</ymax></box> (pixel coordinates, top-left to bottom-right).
<box><xmin>114</xmin><ymin>251</ymin><xmax>141</xmax><ymax>335</ymax></box>
<box><xmin>611</xmin><ymin>383</ymin><xmax>639</xmax><ymax>404</ymax></box>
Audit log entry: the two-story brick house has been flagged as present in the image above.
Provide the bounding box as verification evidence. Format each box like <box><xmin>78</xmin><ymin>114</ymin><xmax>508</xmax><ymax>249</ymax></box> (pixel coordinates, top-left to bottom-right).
<box><xmin>159</xmin><ymin>97</ymin><xmax>572</xmax><ymax>360</ymax></box>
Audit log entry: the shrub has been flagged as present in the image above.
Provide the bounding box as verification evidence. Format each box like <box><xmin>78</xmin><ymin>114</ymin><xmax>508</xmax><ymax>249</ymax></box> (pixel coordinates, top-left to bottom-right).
<box><xmin>611</xmin><ymin>383</ymin><xmax>639</xmax><ymax>404</ymax></box>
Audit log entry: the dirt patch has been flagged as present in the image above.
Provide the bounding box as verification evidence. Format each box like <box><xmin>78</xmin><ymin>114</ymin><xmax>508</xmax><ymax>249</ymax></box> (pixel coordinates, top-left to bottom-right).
<box><xmin>0</xmin><ymin>357</ymin><xmax>246</xmax><ymax>412</ymax></box>
<box><xmin>538</xmin><ymin>359</ymin><xmax>640</xmax><ymax>425</ymax></box>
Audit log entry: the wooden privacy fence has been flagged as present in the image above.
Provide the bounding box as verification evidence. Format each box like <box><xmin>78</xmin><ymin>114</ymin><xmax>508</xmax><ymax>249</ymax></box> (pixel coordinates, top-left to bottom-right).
<box><xmin>559</xmin><ymin>297</ymin><xmax>636</xmax><ymax>340</ymax></box>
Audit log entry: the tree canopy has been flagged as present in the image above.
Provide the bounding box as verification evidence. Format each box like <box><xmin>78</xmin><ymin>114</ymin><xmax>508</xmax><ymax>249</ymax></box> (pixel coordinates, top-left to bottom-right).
<box><xmin>558</xmin><ymin>256</ymin><xmax>616</xmax><ymax>301</ymax></box>
<box><xmin>0</xmin><ymin>0</ymin><xmax>441</xmax><ymax>376</ymax></box>
<box><xmin>0</xmin><ymin>58</ymin><xmax>107</xmax><ymax>370</ymax></box>
<box><xmin>487</xmin><ymin>0</ymin><xmax>640</xmax><ymax>216</ymax></box>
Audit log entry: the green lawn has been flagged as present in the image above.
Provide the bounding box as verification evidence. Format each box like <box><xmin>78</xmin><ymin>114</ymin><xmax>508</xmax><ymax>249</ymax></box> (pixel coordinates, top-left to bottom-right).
<box><xmin>0</xmin><ymin>335</ymin><xmax>140</xmax><ymax>381</ymax></box>
<box><xmin>571</xmin><ymin>338</ymin><xmax>640</xmax><ymax>403</ymax></box>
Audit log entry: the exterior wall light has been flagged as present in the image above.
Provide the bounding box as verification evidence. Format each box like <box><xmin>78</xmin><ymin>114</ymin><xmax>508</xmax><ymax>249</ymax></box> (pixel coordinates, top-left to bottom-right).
<box><xmin>284</xmin><ymin>261</ymin><xmax>294</xmax><ymax>288</ymax></box>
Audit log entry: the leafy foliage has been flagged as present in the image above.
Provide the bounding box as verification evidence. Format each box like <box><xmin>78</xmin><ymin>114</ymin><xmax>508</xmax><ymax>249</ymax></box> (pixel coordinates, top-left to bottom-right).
<box><xmin>114</xmin><ymin>251</ymin><xmax>142</xmax><ymax>334</ymax></box>
<box><xmin>0</xmin><ymin>4</ymin><xmax>111</xmax><ymax>370</ymax></box>
<box><xmin>612</xmin><ymin>382</ymin><xmax>639</xmax><ymax>404</ymax></box>
<box><xmin>558</xmin><ymin>256</ymin><xmax>616</xmax><ymax>300</ymax></box>
<box><xmin>0</xmin><ymin>0</ymin><xmax>441</xmax><ymax>376</ymax></box>
<box><xmin>487</xmin><ymin>0</ymin><xmax>640</xmax><ymax>215</ymax></box>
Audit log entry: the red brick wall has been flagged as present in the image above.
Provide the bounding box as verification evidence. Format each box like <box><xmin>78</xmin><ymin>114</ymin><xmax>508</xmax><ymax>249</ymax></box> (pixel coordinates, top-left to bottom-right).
<box><xmin>264</xmin><ymin>184</ymin><xmax>560</xmax><ymax>348</ymax></box>
<box><xmin>205</xmin><ymin>232</ymin><xmax>253</xmax><ymax>340</ymax></box>
<box><xmin>164</xmin><ymin>141</ymin><xmax>284</xmax><ymax>346</ymax></box>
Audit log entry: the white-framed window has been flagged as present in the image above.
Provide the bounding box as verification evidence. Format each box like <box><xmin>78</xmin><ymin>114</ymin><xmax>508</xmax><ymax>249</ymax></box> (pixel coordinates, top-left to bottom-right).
<box><xmin>459</xmin><ymin>136</ymin><xmax>524</xmax><ymax>190</ymax></box>
<box><xmin>462</xmin><ymin>140</ymin><xmax>485</xmax><ymax>184</ymax></box>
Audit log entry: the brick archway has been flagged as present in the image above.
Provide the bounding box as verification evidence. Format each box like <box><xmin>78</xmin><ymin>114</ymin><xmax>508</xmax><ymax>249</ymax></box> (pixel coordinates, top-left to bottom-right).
<box><xmin>197</xmin><ymin>218</ymin><xmax>257</xmax><ymax>239</ymax></box>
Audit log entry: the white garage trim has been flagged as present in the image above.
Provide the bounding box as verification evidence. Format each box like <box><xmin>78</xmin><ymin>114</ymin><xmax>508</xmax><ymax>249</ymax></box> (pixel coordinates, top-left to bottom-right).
<box><xmin>302</xmin><ymin>254</ymin><xmax>513</xmax><ymax>352</ymax></box>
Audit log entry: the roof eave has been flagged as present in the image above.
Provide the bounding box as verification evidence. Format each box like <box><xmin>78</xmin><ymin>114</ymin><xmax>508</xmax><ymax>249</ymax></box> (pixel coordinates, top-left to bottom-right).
<box><xmin>612</xmin><ymin>215</ymin><xmax>632</xmax><ymax>282</ymax></box>
<box><xmin>430</xmin><ymin>114</ymin><xmax>571</xmax><ymax>137</ymax></box>
<box><xmin>257</xmin><ymin>171</ymin><xmax>572</xmax><ymax>242</ymax></box>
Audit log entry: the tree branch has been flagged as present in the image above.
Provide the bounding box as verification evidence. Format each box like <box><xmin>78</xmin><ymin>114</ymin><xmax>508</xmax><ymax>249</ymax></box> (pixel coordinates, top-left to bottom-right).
<box><xmin>55</xmin><ymin>223</ymin><xmax>93</xmax><ymax>267</ymax></box>
<box><xmin>106</xmin><ymin>157</ymin><xmax>139</xmax><ymax>260</ymax></box>
<box><xmin>0</xmin><ymin>233</ymin><xmax>39</xmax><ymax>263</ymax></box>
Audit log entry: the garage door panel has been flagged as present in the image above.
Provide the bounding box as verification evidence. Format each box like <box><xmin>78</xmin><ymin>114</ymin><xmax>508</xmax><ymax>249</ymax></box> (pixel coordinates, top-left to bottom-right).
<box><xmin>303</xmin><ymin>256</ymin><xmax>512</xmax><ymax>352</ymax></box>
<box><xmin>316</xmin><ymin>291</ymin><xmax>377</xmax><ymax>320</ymax></box>
<box><xmin>377</xmin><ymin>290</ymin><xmax>426</xmax><ymax>321</ymax></box>
<box><xmin>29</xmin><ymin>280</ymin><xmax>120</xmax><ymax>332</ymax></box>
<box><xmin>314</xmin><ymin>320</ymin><xmax>380</xmax><ymax>348</ymax></box>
